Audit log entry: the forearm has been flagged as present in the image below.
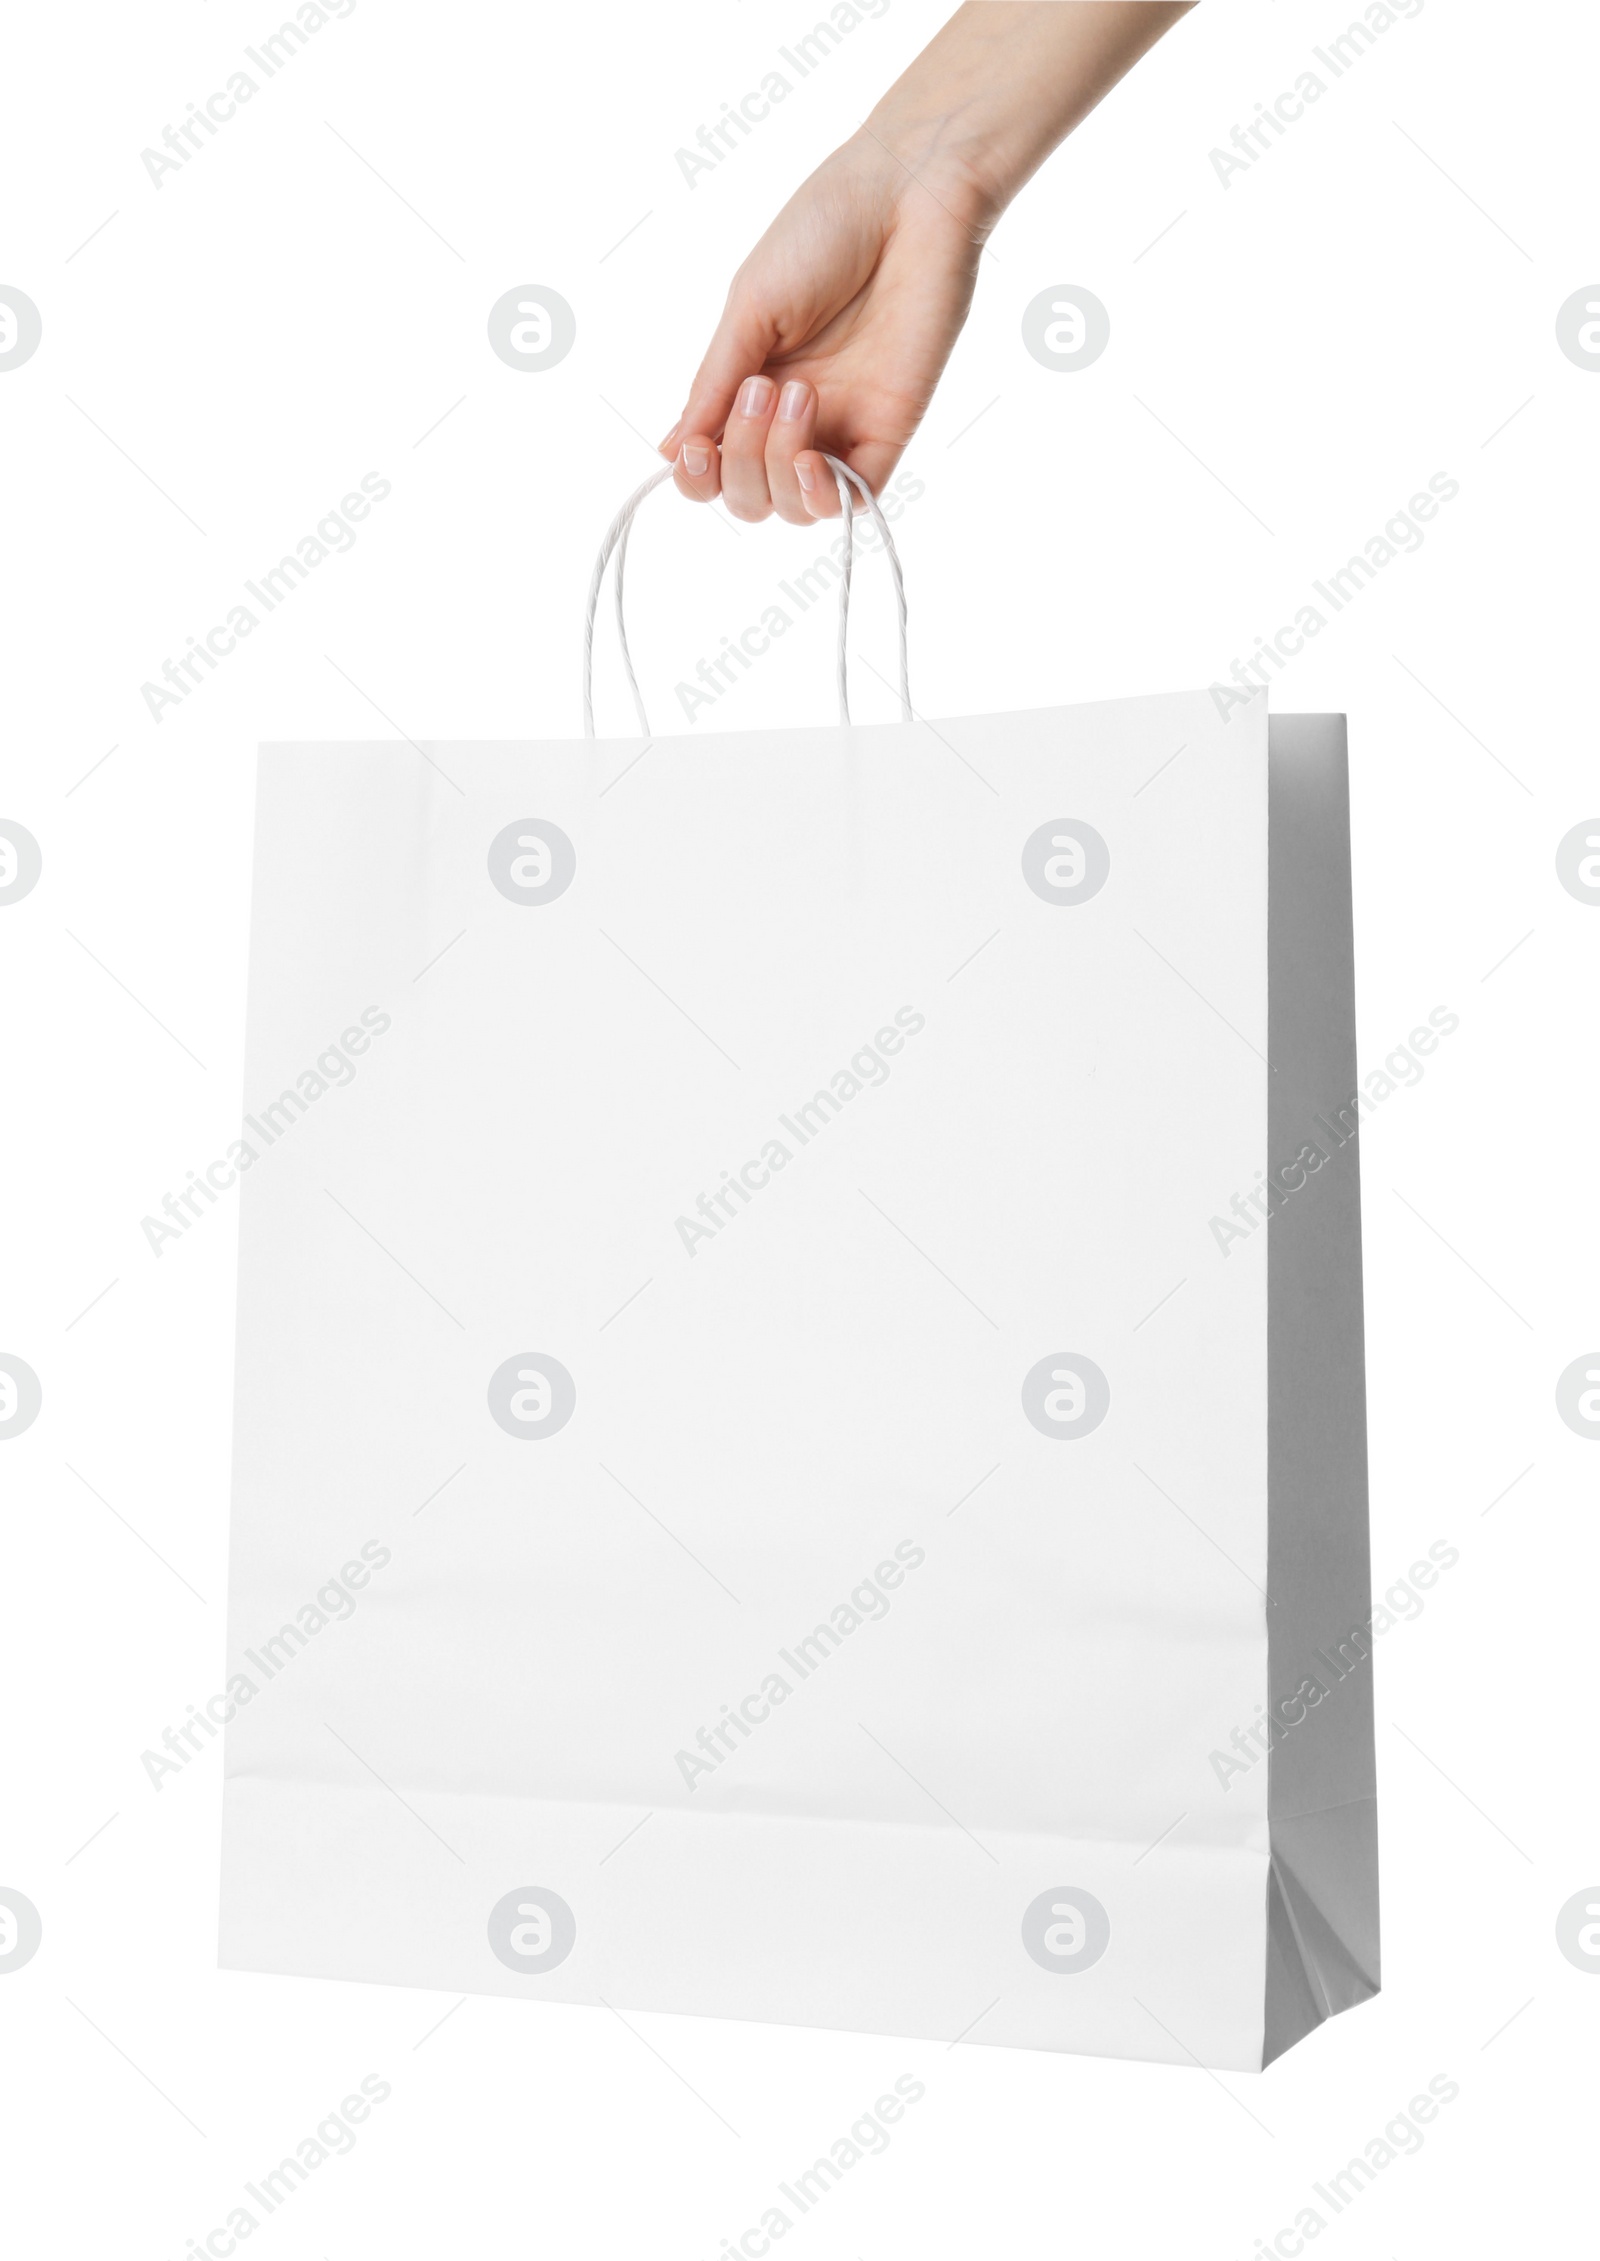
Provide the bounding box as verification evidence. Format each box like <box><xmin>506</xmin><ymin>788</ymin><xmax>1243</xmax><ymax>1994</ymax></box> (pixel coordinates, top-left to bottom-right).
<box><xmin>860</xmin><ymin>1</ymin><xmax>1193</xmax><ymax>224</ymax></box>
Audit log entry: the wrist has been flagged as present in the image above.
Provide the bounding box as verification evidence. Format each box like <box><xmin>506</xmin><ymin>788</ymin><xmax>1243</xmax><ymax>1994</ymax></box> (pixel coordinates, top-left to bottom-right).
<box><xmin>849</xmin><ymin>101</ymin><xmax>1011</xmax><ymax>236</ymax></box>
<box><xmin>857</xmin><ymin>1</ymin><xmax>1192</xmax><ymax>236</ymax></box>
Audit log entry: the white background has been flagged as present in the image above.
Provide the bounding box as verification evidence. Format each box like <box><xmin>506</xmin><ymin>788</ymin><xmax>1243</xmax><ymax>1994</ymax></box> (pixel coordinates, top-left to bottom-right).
<box><xmin>2</xmin><ymin>0</ymin><xmax>1594</xmax><ymax>2253</ymax></box>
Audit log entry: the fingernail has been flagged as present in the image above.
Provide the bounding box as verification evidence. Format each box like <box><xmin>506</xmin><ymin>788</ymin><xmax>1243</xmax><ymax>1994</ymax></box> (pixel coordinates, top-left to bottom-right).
<box><xmin>659</xmin><ymin>420</ymin><xmax>682</xmax><ymax>454</ymax></box>
<box><xmin>795</xmin><ymin>455</ymin><xmax>816</xmax><ymax>493</ymax></box>
<box><xmin>682</xmin><ymin>442</ymin><xmax>709</xmax><ymax>476</ymax></box>
<box><xmin>778</xmin><ymin>380</ymin><xmax>809</xmax><ymax>422</ymax></box>
<box><xmin>738</xmin><ymin>375</ymin><xmax>775</xmax><ymax>417</ymax></box>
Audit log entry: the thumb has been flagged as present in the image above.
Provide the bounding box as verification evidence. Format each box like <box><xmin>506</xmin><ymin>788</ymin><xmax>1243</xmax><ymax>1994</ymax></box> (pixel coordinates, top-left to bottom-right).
<box><xmin>660</xmin><ymin>291</ymin><xmax>777</xmax><ymax>454</ymax></box>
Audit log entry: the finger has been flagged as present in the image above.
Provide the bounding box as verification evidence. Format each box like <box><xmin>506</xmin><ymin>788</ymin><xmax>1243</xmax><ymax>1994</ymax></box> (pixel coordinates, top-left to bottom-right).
<box><xmin>795</xmin><ymin>449</ymin><xmax>840</xmax><ymax>520</ymax></box>
<box><xmin>671</xmin><ymin>434</ymin><xmax>722</xmax><ymax>504</ymax></box>
<box><xmin>764</xmin><ymin>380</ymin><xmax>819</xmax><ymax>526</ymax></box>
<box><xmin>660</xmin><ymin>289</ymin><xmax>774</xmax><ymax>460</ymax></box>
<box><xmin>797</xmin><ymin>437</ymin><xmax>904</xmax><ymax>521</ymax></box>
<box><xmin>720</xmin><ymin>374</ymin><xmax>779</xmax><ymax>522</ymax></box>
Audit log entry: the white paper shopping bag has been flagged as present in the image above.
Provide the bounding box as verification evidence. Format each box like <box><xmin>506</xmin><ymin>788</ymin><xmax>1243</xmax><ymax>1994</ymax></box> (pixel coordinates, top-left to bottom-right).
<box><xmin>220</xmin><ymin>465</ymin><xmax>1377</xmax><ymax>2070</ymax></box>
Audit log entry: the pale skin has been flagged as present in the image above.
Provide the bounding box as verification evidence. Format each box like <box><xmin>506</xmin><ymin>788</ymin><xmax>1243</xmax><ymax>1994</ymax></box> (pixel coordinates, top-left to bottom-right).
<box><xmin>659</xmin><ymin>1</ymin><xmax>1194</xmax><ymax>523</ymax></box>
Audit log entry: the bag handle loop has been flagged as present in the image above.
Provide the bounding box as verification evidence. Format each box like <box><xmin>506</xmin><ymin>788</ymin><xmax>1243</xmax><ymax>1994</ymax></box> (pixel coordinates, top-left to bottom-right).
<box><xmin>582</xmin><ymin>455</ymin><xmax>911</xmax><ymax>738</ymax></box>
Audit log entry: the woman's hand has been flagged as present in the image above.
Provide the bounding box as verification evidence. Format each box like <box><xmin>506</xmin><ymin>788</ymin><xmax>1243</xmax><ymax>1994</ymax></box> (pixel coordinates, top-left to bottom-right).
<box><xmin>658</xmin><ymin>2</ymin><xmax>1193</xmax><ymax>524</ymax></box>
<box><xmin>658</xmin><ymin>132</ymin><xmax>992</xmax><ymax>524</ymax></box>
